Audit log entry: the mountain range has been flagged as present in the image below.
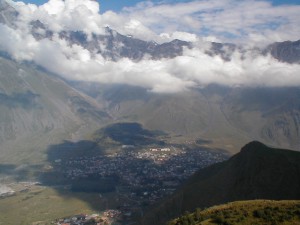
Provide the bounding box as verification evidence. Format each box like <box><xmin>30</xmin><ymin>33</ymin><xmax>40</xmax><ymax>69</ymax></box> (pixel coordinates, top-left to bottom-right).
<box><xmin>0</xmin><ymin>0</ymin><xmax>300</xmax><ymax>167</ymax></box>
<box><xmin>1</xmin><ymin>1</ymin><xmax>300</xmax><ymax>225</ymax></box>
<box><xmin>1</xmin><ymin>0</ymin><xmax>300</xmax><ymax>63</ymax></box>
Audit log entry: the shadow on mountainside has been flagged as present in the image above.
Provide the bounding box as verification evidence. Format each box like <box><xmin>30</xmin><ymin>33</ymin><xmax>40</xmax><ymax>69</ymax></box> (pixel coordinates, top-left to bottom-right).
<box><xmin>0</xmin><ymin>163</ymin><xmax>44</xmax><ymax>181</ymax></box>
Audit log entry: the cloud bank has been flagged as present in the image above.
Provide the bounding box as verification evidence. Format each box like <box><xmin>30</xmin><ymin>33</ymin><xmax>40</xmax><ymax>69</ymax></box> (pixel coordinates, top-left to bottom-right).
<box><xmin>0</xmin><ymin>0</ymin><xmax>299</xmax><ymax>93</ymax></box>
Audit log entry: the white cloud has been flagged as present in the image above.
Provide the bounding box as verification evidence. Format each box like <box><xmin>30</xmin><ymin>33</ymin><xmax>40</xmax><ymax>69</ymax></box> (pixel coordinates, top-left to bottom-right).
<box><xmin>0</xmin><ymin>24</ymin><xmax>38</xmax><ymax>61</ymax></box>
<box><xmin>160</xmin><ymin>32</ymin><xmax>198</xmax><ymax>43</ymax></box>
<box><xmin>1</xmin><ymin>0</ymin><xmax>299</xmax><ymax>93</ymax></box>
<box><xmin>10</xmin><ymin>0</ymin><xmax>300</xmax><ymax>44</ymax></box>
<box><xmin>14</xmin><ymin>0</ymin><xmax>105</xmax><ymax>35</ymax></box>
<box><xmin>121</xmin><ymin>0</ymin><xmax>300</xmax><ymax>44</ymax></box>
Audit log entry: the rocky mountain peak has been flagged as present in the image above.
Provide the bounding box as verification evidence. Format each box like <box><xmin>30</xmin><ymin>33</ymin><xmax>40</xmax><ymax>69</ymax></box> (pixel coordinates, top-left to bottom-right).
<box><xmin>266</xmin><ymin>39</ymin><xmax>300</xmax><ymax>63</ymax></box>
<box><xmin>0</xmin><ymin>0</ymin><xmax>18</xmax><ymax>26</ymax></box>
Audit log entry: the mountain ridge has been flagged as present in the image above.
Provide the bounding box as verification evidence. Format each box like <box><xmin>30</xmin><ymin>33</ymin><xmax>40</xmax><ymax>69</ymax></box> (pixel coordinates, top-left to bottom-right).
<box><xmin>1</xmin><ymin>0</ymin><xmax>299</xmax><ymax>64</ymax></box>
<box><xmin>142</xmin><ymin>141</ymin><xmax>300</xmax><ymax>225</ymax></box>
<box><xmin>0</xmin><ymin>0</ymin><xmax>300</xmax><ymax>162</ymax></box>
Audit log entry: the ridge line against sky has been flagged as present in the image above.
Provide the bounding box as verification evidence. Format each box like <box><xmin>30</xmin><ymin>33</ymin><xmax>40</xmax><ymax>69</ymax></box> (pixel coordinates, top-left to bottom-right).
<box><xmin>1</xmin><ymin>0</ymin><xmax>300</xmax><ymax>93</ymax></box>
<box><xmin>9</xmin><ymin>0</ymin><xmax>300</xmax><ymax>45</ymax></box>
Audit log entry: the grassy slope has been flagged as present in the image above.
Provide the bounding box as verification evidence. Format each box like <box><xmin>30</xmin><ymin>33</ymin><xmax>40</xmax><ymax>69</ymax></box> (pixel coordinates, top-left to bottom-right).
<box><xmin>169</xmin><ymin>200</ymin><xmax>300</xmax><ymax>225</ymax></box>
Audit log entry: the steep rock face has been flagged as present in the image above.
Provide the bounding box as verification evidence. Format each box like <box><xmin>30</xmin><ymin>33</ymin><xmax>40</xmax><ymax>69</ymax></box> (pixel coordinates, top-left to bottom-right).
<box><xmin>48</xmin><ymin>28</ymin><xmax>191</xmax><ymax>61</ymax></box>
<box><xmin>1</xmin><ymin>0</ymin><xmax>300</xmax><ymax>65</ymax></box>
<box><xmin>142</xmin><ymin>141</ymin><xmax>300</xmax><ymax>225</ymax></box>
<box><xmin>0</xmin><ymin>0</ymin><xmax>18</xmax><ymax>27</ymax></box>
<box><xmin>0</xmin><ymin>0</ymin><xmax>192</xmax><ymax>61</ymax></box>
<box><xmin>0</xmin><ymin>56</ymin><xmax>109</xmax><ymax>164</ymax></box>
<box><xmin>265</xmin><ymin>40</ymin><xmax>300</xmax><ymax>63</ymax></box>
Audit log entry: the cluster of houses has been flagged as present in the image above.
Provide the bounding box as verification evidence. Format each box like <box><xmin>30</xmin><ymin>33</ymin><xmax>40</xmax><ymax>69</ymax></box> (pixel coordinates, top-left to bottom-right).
<box><xmin>54</xmin><ymin>210</ymin><xmax>121</xmax><ymax>225</ymax></box>
<box><xmin>55</xmin><ymin>146</ymin><xmax>226</xmax><ymax>205</ymax></box>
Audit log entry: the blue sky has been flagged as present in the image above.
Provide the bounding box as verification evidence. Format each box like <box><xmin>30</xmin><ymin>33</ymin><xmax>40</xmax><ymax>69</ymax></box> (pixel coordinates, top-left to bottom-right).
<box><xmin>19</xmin><ymin>0</ymin><xmax>157</xmax><ymax>12</ymax></box>
<box><xmin>17</xmin><ymin>0</ymin><xmax>300</xmax><ymax>12</ymax></box>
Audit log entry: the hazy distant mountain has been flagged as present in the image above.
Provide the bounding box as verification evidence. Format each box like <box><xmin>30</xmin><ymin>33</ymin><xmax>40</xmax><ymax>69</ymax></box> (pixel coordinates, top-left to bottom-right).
<box><xmin>0</xmin><ymin>1</ymin><xmax>110</xmax><ymax>164</ymax></box>
<box><xmin>142</xmin><ymin>141</ymin><xmax>300</xmax><ymax>225</ymax></box>
<box><xmin>221</xmin><ymin>87</ymin><xmax>300</xmax><ymax>150</ymax></box>
<box><xmin>1</xmin><ymin>0</ymin><xmax>300</xmax><ymax>162</ymax></box>
<box><xmin>27</xmin><ymin>20</ymin><xmax>300</xmax><ymax>63</ymax></box>
<box><xmin>28</xmin><ymin>17</ymin><xmax>300</xmax><ymax>63</ymax></box>
<box><xmin>1</xmin><ymin>0</ymin><xmax>299</xmax><ymax>63</ymax></box>
<box><xmin>30</xmin><ymin>22</ymin><xmax>300</xmax><ymax>63</ymax></box>
<box><xmin>0</xmin><ymin>56</ymin><xmax>109</xmax><ymax>164</ymax></box>
<box><xmin>265</xmin><ymin>40</ymin><xmax>300</xmax><ymax>63</ymax></box>
<box><xmin>57</xmin><ymin>28</ymin><xmax>192</xmax><ymax>61</ymax></box>
<box><xmin>0</xmin><ymin>0</ymin><xmax>17</xmax><ymax>27</ymax></box>
<box><xmin>24</xmin><ymin>21</ymin><xmax>192</xmax><ymax>62</ymax></box>
<box><xmin>70</xmin><ymin>83</ymin><xmax>300</xmax><ymax>153</ymax></box>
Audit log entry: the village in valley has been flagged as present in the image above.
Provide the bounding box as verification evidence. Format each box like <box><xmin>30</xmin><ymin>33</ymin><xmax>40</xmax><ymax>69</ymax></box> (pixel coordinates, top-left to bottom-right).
<box><xmin>50</xmin><ymin>145</ymin><xmax>227</xmax><ymax>224</ymax></box>
<box><xmin>53</xmin><ymin>210</ymin><xmax>121</xmax><ymax>225</ymax></box>
<box><xmin>0</xmin><ymin>143</ymin><xmax>227</xmax><ymax>225</ymax></box>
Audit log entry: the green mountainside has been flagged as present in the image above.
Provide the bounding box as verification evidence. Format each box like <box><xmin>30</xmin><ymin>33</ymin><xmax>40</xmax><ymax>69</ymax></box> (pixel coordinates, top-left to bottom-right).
<box><xmin>142</xmin><ymin>141</ymin><xmax>300</xmax><ymax>225</ymax></box>
<box><xmin>169</xmin><ymin>200</ymin><xmax>300</xmax><ymax>225</ymax></box>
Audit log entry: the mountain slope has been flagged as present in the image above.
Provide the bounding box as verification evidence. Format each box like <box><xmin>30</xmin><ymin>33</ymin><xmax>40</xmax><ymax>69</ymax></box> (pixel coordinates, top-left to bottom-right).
<box><xmin>0</xmin><ymin>56</ymin><xmax>109</xmax><ymax>164</ymax></box>
<box><xmin>0</xmin><ymin>0</ymin><xmax>17</xmax><ymax>27</ymax></box>
<box><xmin>169</xmin><ymin>200</ymin><xmax>300</xmax><ymax>225</ymax></box>
<box><xmin>265</xmin><ymin>40</ymin><xmax>300</xmax><ymax>63</ymax></box>
<box><xmin>78</xmin><ymin>84</ymin><xmax>300</xmax><ymax>153</ymax></box>
<box><xmin>142</xmin><ymin>141</ymin><xmax>300</xmax><ymax>225</ymax></box>
<box><xmin>221</xmin><ymin>87</ymin><xmax>300</xmax><ymax>150</ymax></box>
<box><xmin>1</xmin><ymin>0</ymin><xmax>300</xmax><ymax>159</ymax></box>
<box><xmin>70</xmin><ymin>82</ymin><xmax>300</xmax><ymax>153</ymax></box>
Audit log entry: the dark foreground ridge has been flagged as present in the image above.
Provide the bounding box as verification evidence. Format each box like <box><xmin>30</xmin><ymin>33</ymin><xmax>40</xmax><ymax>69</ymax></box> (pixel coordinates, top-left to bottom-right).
<box><xmin>142</xmin><ymin>141</ymin><xmax>300</xmax><ymax>225</ymax></box>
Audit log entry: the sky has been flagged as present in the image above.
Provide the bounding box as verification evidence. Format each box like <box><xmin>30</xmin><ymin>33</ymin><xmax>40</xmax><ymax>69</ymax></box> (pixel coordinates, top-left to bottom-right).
<box><xmin>1</xmin><ymin>0</ymin><xmax>300</xmax><ymax>92</ymax></box>
<box><xmin>18</xmin><ymin>0</ymin><xmax>300</xmax><ymax>12</ymax></box>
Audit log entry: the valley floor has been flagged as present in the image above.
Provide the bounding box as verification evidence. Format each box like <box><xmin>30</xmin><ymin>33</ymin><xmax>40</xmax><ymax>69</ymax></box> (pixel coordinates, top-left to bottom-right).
<box><xmin>0</xmin><ymin>143</ymin><xmax>228</xmax><ymax>225</ymax></box>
